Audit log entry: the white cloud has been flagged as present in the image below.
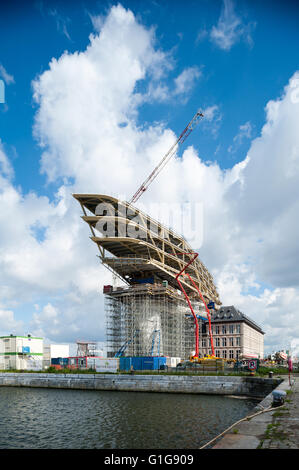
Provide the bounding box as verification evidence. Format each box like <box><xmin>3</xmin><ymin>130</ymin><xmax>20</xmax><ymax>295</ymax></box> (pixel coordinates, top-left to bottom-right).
<box><xmin>173</xmin><ymin>66</ymin><xmax>202</xmax><ymax>96</ymax></box>
<box><xmin>201</xmin><ymin>105</ymin><xmax>223</xmax><ymax>137</ymax></box>
<box><xmin>32</xmin><ymin>5</ymin><xmax>177</xmax><ymax>191</ymax></box>
<box><xmin>0</xmin><ymin>140</ymin><xmax>14</xmax><ymax>179</ymax></box>
<box><xmin>210</xmin><ymin>0</ymin><xmax>256</xmax><ymax>51</ymax></box>
<box><xmin>0</xmin><ymin>4</ymin><xmax>298</xmax><ymax>356</ymax></box>
<box><xmin>216</xmin><ymin>264</ymin><xmax>299</xmax><ymax>353</ymax></box>
<box><xmin>48</xmin><ymin>9</ymin><xmax>72</xmax><ymax>41</ymax></box>
<box><xmin>0</xmin><ymin>64</ymin><xmax>15</xmax><ymax>85</ymax></box>
<box><xmin>0</xmin><ymin>309</ymin><xmax>23</xmax><ymax>335</ymax></box>
<box><xmin>202</xmin><ymin>105</ymin><xmax>219</xmax><ymax>121</ymax></box>
<box><xmin>228</xmin><ymin>121</ymin><xmax>252</xmax><ymax>153</ymax></box>
<box><xmin>196</xmin><ymin>28</ymin><xmax>208</xmax><ymax>44</ymax></box>
<box><xmin>225</xmin><ymin>72</ymin><xmax>299</xmax><ymax>287</ymax></box>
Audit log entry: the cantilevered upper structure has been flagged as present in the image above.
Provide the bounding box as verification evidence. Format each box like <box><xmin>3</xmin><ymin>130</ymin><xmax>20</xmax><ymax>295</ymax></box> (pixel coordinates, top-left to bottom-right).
<box><xmin>73</xmin><ymin>194</ymin><xmax>221</xmax><ymax>306</ymax></box>
<box><xmin>74</xmin><ymin>194</ymin><xmax>221</xmax><ymax>358</ymax></box>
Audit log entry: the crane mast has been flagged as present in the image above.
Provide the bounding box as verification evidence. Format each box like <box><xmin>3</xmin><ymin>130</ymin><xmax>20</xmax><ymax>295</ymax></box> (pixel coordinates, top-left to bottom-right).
<box><xmin>129</xmin><ymin>110</ymin><xmax>204</xmax><ymax>204</ymax></box>
<box><xmin>128</xmin><ymin>109</ymin><xmax>217</xmax><ymax>361</ymax></box>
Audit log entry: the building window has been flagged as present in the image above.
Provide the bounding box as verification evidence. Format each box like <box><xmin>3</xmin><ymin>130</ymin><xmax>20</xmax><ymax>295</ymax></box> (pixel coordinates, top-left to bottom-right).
<box><xmin>236</xmin><ymin>337</ymin><xmax>240</xmax><ymax>346</ymax></box>
<box><xmin>202</xmin><ymin>339</ymin><xmax>206</xmax><ymax>348</ymax></box>
<box><xmin>229</xmin><ymin>337</ymin><xmax>234</xmax><ymax>347</ymax></box>
<box><xmin>229</xmin><ymin>350</ymin><xmax>234</xmax><ymax>359</ymax></box>
<box><xmin>216</xmin><ymin>350</ymin><xmax>220</xmax><ymax>357</ymax></box>
<box><xmin>222</xmin><ymin>350</ymin><xmax>227</xmax><ymax>358</ymax></box>
<box><xmin>229</xmin><ymin>324</ymin><xmax>234</xmax><ymax>334</ymax></box>
<box><xmin>236</xmin><ymin>350</ymin><xmax>241</xmax><ymax>359</ymax></box>
<box><xmin>222</xmin><ymin>325</ymin><xmax>227</xmax><ymax>334</ymax></box>
<box><xmin>236</xmin><ymin>324</ymin><xmax>241</xmax><ymax>334</ymax></box>
<box><xmin>222</xmin><ymin>337</ymin><xmax>227</xmax><ymax>347</ymax></box>
<box><xmin>215</xmin><ymin>325</ymin><xmax>220</xmax><ymax>335</ymax></box>
<box><xmin>215</xmin><ymin>338</ymin><xmax>220</xmax><ymax>347</ymax></box>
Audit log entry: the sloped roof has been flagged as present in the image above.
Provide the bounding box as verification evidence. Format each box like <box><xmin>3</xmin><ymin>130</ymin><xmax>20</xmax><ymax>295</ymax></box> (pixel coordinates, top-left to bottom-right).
<box><xmin>210</xmin><ymin>305</ymin><xmax>264</xmax><ymax>334</ymax></box>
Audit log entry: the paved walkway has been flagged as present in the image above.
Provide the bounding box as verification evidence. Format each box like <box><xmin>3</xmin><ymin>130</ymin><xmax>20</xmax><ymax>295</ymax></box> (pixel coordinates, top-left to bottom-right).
<box><xmin>211</xmin><ymin>375</ymin><xmax>299</xmax><ymax>449</ymax></box>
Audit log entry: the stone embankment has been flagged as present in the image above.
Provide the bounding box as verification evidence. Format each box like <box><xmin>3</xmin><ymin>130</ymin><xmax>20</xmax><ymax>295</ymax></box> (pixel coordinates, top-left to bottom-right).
<box><xmin>0</xmin><ymin>372</ymin><xmax>279</xmax><ymax>397</ymax></box>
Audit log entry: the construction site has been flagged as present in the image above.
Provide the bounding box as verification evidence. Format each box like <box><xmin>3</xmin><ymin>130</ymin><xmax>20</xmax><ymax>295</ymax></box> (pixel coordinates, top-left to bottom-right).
<box><xmin>74</xmin><ymin>193</ymin><xmax>221</xmax><ymax>362</ymax></box>
<box><xmin>73</xmin><ymin>111</ymin><xmax>225</xmax><ymax>367</ymax></box>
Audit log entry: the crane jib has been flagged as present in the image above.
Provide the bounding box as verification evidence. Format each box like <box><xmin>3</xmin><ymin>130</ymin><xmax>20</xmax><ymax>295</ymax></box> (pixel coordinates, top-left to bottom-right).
<box><xmin>130</xmin><ymin>110</ymin><xmax>204</xmax><ymax>204</ymax></box>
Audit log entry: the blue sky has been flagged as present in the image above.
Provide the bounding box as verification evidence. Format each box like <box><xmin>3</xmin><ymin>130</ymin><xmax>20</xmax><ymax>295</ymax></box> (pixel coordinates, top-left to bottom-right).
<box><xmin>1</xmin><ymin>0</ymin><xmax>298</xmax><ymax>194</ymax></box>
<box><xmin>0</xmin><ymin>0</ymin><xmax>299</xmax><ymax>355</ymax></box>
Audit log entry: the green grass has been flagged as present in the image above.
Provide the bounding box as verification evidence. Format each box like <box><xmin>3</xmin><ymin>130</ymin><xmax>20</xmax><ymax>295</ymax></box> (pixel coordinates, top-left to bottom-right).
<box><xmin>0</xmin><ymin>368</ymin><xmax>115</xmax><ymax>375</ymax></box>
<box><xmin>255</xmin><ymin>366</ymin><xmax>295</xmax><ymax>376</ymax></box>
<box><xmin>272</xmin><ymin>411</ymin><xmax>290</xmax><ymax>417</ymax></box>
<box><xmin>0</xmin><ymin>366</ymin><xmax>297</xmax><ymax>377</ymax></box>
<box><xmin>264</xmin><ymin>422</ymin><xmax>288</xmax><ymax>442</ymax></box>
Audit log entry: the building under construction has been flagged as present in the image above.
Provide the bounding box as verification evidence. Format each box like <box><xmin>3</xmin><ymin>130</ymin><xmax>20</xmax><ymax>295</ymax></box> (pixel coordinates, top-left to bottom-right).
<box><xmin>73</xmin><ymin>194</ymin><xmax>221</xmax><ymax>360</ymax></box>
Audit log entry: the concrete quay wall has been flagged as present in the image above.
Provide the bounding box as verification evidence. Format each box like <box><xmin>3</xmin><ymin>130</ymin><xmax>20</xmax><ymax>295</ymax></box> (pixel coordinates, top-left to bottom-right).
<box><xmin>0</xmin><ymin>372</ymin><xmax>280</xmax><ymax>397</ymax></box>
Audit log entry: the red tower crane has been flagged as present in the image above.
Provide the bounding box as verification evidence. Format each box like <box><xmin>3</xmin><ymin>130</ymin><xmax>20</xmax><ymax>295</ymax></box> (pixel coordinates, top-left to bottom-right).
<box><xmin>129</xmin><ymin>110</ymin><xmax>216</xmax><ymax>360</ymax></box>
<box><xmin>129</xmin><ymin>110</ymin><xmax>204</xmax><ymax>204</ymax></box>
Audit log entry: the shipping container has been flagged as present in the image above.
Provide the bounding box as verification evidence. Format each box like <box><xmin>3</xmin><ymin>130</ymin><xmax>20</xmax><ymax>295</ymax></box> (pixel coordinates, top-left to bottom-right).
<box><xmin>119</xmin><ymin>356</ymin><xmax>132</xmax><ymax>372</ymax></box>
<box><xmin>51</xmin><ymin>357</ymin><xmax>69</xmax><ymax>366</ymax></box>
<box><xmin>119</xmin><ymin>356</ymin><xmax>167</xmax><ymax>371</ymax></box>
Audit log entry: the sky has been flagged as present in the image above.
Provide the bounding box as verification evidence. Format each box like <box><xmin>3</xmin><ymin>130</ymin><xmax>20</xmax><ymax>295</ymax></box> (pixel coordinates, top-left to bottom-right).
<box><xmin>0</xmin><ymin>0</ymin><xmax>299</xmax><ymax>356</ymax></box>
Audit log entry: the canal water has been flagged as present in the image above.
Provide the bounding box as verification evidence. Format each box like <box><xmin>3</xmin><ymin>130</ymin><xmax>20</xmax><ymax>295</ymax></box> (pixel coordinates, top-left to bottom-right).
<box><xmin>0</xmin><ymin>387</ymin><xmax>258</xmax><ymax>449</ymax></box>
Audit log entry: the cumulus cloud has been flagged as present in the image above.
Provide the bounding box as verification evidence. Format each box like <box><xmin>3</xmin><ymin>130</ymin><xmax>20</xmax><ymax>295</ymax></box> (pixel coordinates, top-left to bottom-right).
<box><xmin>216</xmin><ymin>265</ymin><xmax>299</xmax><ymax>354</ymax></box>
<box><xmin>0</xmin><ymin>309</ymin><xmax>23</xmax><ymax>335</ymax></box>
<box><xmin>0</xmin><ymin>145</ymin><xmax>111</xmax><ymax>340</ymax></box>
<box><xmin>226</xmin><ymin>72</ymin><xmax>299</xmax><ymax>286</ymax></box>
<box><xmin>0</xmin><ymin>4</ymin><xmax>298</xmax><ymax>355</ymax></box>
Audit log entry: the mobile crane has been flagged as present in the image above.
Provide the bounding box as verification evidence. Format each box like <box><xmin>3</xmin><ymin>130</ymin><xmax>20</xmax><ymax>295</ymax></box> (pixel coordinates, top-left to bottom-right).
<box><xmin>114</xmin><ymin>330</ymin><xmax>140</xmax><ymax>358</ymax></box>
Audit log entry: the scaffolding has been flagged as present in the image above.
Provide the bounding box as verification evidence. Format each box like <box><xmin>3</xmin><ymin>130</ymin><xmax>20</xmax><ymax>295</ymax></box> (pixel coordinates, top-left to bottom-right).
<box><xmin>105</xmin><ymin>283</ymin><xmax>206</xmax><ymax>359</ymax></box>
